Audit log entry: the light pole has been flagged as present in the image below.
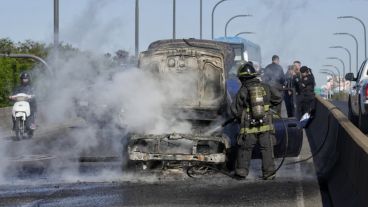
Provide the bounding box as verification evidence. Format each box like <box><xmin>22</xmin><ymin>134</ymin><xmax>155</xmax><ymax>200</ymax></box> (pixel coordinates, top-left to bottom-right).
<box><xmin>0</xmin><ymin>54</ymin><xmax>52</xmax><ymax>75</ymax></box>
<box><xmin>135</xmin><ymin>0</ymin><xmax>139</xmax><ymax>57</ymax></box>
<box><xmin>54</xmin><ymin>0</ymin><xmax>59</xmax><ymax>50</ymax></box>
<box><xmin>211</xmin><ymin>0</ymin><xmax>228</xmax><ymax>40</ymax></box>
<box><xmin>329</xmin><ymin>46</ymin><xmax>352</xmax><ymax>73</ymax></box>
<box><xmin>334</xmin><ymin>32</ymin><xmax>359</xmax><ymax>73</ymax></box>
<box><xmin>321</xmin><ymin>69</ymin><xmax>337</xmax><ymax>92</ymax></box>
<box><xmin>327</xmin><ymin>57</ymin><xmax>346</xmax><ymax>78</ymax></box>
<box><xmin>200</xmin><ymin>0</ymin><xmax>202</xmax><ymax>39</ymax></box>
<box><xmin>338</xmin><ymin>16</ymin><xmax>367</xmax><ymax>60</ymax></box>
<box><xmin>173</xmin><ymin>0</ymin><xmax>176</xmax><ymax>39</ymax></box>
<box><xmin>320</xmin><ymin>71</ymin><xmax>336</xmax><ymax>99</ymax></box>
<box><xmin>323</xmin><ymin>64</ymin><xmax>341</xmax><ymax>94</ymax></box>
<box><xmin>224</xmin><ymin>14</ymin><xmax>252</xmax><ymax>38</ymax></box>
<box><xmin>235</xmin><ymin>31</ymin><xmax>255</xmax><ymax>37</ymax></box>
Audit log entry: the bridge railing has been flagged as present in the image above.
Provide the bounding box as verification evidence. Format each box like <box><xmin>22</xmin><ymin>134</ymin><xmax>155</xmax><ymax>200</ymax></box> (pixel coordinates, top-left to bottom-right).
<box><xmin>306</xmin><ymin>96</ymin><xmax>368</xmax><ymax>207</ymax></box>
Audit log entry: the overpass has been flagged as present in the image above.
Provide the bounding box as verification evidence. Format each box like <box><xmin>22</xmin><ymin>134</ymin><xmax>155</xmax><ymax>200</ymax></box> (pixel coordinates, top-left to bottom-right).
<box><xmin>0</xmin><ymin>96</ymin><xmax>365</xmax><ymax>206</ymax></box>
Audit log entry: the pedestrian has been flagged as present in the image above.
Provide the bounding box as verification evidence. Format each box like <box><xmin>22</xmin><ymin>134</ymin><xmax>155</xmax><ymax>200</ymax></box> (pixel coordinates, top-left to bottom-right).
<box><xmin>297</xmin><ymin>66</ymin><xmax>315</xmax><ymax>119</ymax></box>
<box><xmin>231</xmin><ymin>62</ymin><xmax>282</xmax><ymax>180</ymax></box>
<box><xmin>263</xmin><ymin>55</ymin><xmax>285</xmax><ymax>115</ymax></box>
<box><xmin>284</xmin><ymin>65</ymin><xmax>296</xmax><ymax>117</ymax></box>
<box><xmin>292</xmin><ymin>61</ymin><xmax>303</xmax><ymax>119</ymax></box>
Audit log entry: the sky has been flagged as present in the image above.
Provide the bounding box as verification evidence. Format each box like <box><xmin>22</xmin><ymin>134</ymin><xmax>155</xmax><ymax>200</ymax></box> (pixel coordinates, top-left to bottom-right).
<box><xmin>1</xmin><ymin>0</ymin><xmax>368</xmax><ymax>87</ymax></box>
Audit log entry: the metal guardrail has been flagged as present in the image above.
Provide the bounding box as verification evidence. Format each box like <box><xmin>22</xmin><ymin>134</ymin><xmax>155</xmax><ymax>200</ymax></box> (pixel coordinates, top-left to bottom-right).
<box><xmin>306</xmin><ymin>96</ymin><xmax>368</xmax><ymax>207</ymax></box>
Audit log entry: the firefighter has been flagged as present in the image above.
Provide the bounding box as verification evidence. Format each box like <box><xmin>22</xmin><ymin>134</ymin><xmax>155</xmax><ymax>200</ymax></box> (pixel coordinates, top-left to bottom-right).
<box><xmin>231</xmin><ymin>62</ymin><xmax>282</xmax><ymax>180</ymax></box>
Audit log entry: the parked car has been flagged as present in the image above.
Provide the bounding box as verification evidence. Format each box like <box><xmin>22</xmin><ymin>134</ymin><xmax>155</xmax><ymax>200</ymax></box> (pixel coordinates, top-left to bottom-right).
<box><xmin>345</xmin><ymin>59</ymin><xmax>368</xmax><ymax>133</ymax></box>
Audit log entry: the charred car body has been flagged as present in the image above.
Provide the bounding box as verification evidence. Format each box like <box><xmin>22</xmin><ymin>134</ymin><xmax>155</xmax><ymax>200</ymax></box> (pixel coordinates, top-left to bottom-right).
<box><xmin>127</xmin><ymin>39</ymin><xmax>235</xmax><ymax>168</ymax></box>
<box><xmin>127</xmin><ymin>39</ymin><xmax>303</xmax><ymax>170</ymax></box>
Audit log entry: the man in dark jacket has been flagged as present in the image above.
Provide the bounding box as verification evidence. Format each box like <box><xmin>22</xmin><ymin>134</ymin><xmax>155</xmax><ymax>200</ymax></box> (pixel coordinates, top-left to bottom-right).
<box><xmin>263</xmin><ymin>55</ymin><xmax>285</xmax><ymax>115</ymax></box>
<box><xmin>231</xmin><ymin>62</ymin><xmax>282</xmax><ymax>180</ymax></box>
<box><xmin>296</xmin><ymin>66</ymin><xmax>315</xmax><ymax>119</ymax></box>
<box><xmin>284</xmin><ymin>65</ymin><xmax>296</xmax><ymax>117</ymax></box>
<box><xmin>9</xmin><ymin>72</ymin><xmax>37</xmax><ymax>130</ymax></box>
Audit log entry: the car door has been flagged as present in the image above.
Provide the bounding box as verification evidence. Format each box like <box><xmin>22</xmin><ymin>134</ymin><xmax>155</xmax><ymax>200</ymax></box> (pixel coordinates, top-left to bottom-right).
<box><xmin>352</xmin><ymin>60</ymin><xmax>367</xmax><ymax>114</ymax></box>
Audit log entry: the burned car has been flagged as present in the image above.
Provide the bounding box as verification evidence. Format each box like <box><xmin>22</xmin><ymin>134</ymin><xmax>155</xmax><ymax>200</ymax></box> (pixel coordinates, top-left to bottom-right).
<box><xmin>127</xmin><ymin>39</ymin><xmax>235</xmax><ymax>169</ymax></box>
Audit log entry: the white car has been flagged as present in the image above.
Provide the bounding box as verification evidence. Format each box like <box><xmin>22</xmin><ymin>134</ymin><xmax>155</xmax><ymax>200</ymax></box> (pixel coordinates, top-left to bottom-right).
<box><xmin>345</xmin><ymin>59</ymin><xmax>368</xmax><ymax>133</ymax></box>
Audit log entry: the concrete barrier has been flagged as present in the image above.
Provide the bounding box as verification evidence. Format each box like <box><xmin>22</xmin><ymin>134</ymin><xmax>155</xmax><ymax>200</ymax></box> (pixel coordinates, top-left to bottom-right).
<box><xmin>306</xmin><ymin>96</ymin><xmax>368</xmax><ymax>207</ymax></box>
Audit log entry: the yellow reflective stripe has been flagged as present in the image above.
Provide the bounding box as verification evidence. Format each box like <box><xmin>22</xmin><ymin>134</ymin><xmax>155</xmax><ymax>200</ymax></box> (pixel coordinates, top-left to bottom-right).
<box><xmin>240</xmin><ymin>124</ymin><xmax>273</xmax><ymax>134</ymax></box>
<box><xmin>264</xmin><ymin>104</ymin><xmax>269</xmax><ymax>111</ymax></box>
<box><xmin>244</xmin><ymin>105</ymin><xmax>269</xmax><ymax>113</ymax></box>
<box><xmin>238</xmin><ymin>72</ymin><xmax>257</xmax><ymax>76</ymax></box>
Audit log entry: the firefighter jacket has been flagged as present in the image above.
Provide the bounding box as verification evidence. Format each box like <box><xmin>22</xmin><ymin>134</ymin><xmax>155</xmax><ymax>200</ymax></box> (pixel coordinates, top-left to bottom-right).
<box><xmin>230</xmin><ymin>78</ymin><xmax>282</xmax><ymax>134</ymax></box>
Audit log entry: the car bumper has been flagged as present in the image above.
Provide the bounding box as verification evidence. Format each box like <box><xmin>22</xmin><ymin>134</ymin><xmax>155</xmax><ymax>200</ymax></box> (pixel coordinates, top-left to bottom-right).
<box><xmin>127</xmin><ymin>133</ymin><xmax>230</xmax><ymax>164</ymax></box>
<box><xmin>128</xmin><ymin>151</ymin><xmax>226</xmax><ymax>163</ymax></box>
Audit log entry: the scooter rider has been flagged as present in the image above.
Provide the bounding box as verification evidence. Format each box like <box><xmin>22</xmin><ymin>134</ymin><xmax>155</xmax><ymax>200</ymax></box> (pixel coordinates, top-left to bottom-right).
<box><xmin>230</xmin><ymin>62</ymin><xmax>282</xmax><ymax>180</ymax></box>
<box><xmin>9</xmin><ymin>72</ymin><xmax>37</xmax><ymax>130</ymax></box>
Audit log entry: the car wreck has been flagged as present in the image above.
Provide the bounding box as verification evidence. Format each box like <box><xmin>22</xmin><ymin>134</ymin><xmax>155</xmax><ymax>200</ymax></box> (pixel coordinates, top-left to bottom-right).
<box><xmin>127</xmin><ymin>39</ymin><xmax>235</xmax><ymax>168</ymax></box>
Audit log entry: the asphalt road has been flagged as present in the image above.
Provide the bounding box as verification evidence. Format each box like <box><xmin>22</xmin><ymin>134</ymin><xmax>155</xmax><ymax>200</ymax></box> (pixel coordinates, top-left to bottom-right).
<box><xmin>0</xmin><ymin>123</ymin><xmax>324</xmax><ymax>207</ymax></box>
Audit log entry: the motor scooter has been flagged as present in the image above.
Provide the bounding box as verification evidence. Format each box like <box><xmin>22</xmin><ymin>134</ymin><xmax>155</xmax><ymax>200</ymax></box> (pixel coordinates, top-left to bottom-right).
<box><xmin>10</xmin><ymin>93</ymin><xmax>34</xmax><ymax>140</ymax></box>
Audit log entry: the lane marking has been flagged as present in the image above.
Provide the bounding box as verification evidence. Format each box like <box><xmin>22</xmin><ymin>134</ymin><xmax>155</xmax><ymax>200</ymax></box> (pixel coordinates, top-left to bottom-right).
<box><xmin>295</xmin><ymin>157</ymin><xmax>305</xmax><ymax>207</ymax></box>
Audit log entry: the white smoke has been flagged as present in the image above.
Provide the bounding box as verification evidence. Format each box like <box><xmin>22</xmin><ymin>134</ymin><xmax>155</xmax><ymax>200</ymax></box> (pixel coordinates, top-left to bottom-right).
<box><xmin>63</xmin><ymin>0</ymin><xmax>124</xmax><ymax>52</ymax></box>
<box><xmin>0</xmin><ymin>45</ymin><xmax>200</xmax><ymax>184</ymax></box>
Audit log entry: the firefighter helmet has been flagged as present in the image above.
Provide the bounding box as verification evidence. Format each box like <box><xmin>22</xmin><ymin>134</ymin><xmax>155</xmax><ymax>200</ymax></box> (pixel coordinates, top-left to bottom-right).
<box><xmin>237</xmin><ymin>62</ymin><xmax>258</xmax><ymax>79</ymax></box>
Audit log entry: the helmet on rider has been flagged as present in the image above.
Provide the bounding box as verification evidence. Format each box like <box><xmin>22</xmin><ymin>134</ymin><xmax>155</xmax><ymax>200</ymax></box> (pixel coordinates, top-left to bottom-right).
<box><xmin>237</xmin><ymin>61</ymin><xmax>258</xmax><ymax>81</ymax></box>
<box><xmin>20</xmin><ymin>72</ymin><xmax>31</xmax><ymax>85</ymax></box>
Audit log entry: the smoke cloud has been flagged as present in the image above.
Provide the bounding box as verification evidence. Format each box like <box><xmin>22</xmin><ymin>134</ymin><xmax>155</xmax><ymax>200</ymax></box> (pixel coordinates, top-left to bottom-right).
<box><xmin>0</xmin><ymin>43</ymin><xmax>200</xmax><ymax>184</ymax></box>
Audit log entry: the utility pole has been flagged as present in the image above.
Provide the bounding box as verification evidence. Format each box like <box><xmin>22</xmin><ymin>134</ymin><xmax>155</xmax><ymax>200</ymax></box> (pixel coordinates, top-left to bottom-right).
<box><xmin>54</xmin><ymin>0</ymin><xmax>59</xmax><ymax>50</ymax></box>
<box><xmin>200</xmin><ymin>0</ymin><xmax>202</xmax><ymax>39</ymax></box>
<box><xmin>338</xmin><ymin>16</ymin><xmax>367</xmax><ymax>60</ymax></box>
<box><xmin>329</xmin><ymin>46</ymin><xmax>352</xmax><ymax>73</ymax></box>
<box><xmin>334</xmin><ymin>32</ymin><xmax>359</xmax><ymax>73</ymax></box>
<box><xmin>173</xmin><ymin>0</ymin><xmax>176</xmax><ymax>39</ymax></box>
<box><xmin>224</xmin><ymin>14</ymin><xmax>252</xmax><ymax>37</ymax></box>
<box><xmin>211</xmin><ymin>0</ymin><xmax>228</xmax><ymax>40</ymax></box>
<box><xmin>135</xmin><ymin>0</ymin><xmax>139</xmax><ymax>57</ymax></box>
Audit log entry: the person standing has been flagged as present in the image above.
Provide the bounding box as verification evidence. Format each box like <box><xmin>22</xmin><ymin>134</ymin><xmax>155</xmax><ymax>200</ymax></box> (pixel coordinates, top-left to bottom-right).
<box><xmin>292</xmin><ymin>61</ymin><xmax>303</xmax><ymax>119</ymax></box>
<box><xmin>263</xmin><ymin>55</ymin><xmax>285</xmax><ymax>115</ymax></box>
<box><xmin>297</xmin><ymin>66</ymin><xmax>315</xmax><ymax>118</ymax></box>
<box><xmin>284</xmin><ymin>65</ymin><xmax>296</xmax><ymax>117</ymax></box>
<box><xmin>231</xmin><ymin>62</ymin><xmax>282</xmax><ymax>180</ymax></box>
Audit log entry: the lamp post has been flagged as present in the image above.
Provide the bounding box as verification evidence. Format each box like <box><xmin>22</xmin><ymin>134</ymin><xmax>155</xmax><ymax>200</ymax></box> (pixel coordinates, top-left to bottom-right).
<box><xmin>338</xmin><ymin>16</ymin><xmax>367</xmax><ymax>60</ymax></box>
<box><xmin>173</xmin><ymin>0</ymin><xmax>176</xmax><ymax>39</ymax></box>
<box><xmin>0</xmin><ymin>54</ymin><xmax>52</xmax><ymax>76</ymax></box>
<box><xmin>321</xmin><ymin>69</ymin><xmax>337</xmax><ymax>92</ymax></box>
<box><xmin>329</xmin><ymin>46</ymin><xmax>352</xmax><ymax>73</ymax></box>
<box><xmin>135</xmin><ymin>0</ymin><xmax>139</xmax><ymax>57</ymax></box>
<box><xmin>211</xmin><ymin>0</ymin><xmax>228</xmax><ymax>40</ymax></box>
<box><xmin>334</xmin><ymin>32</ymin><xmax>359</xmax><ymax>73</ymax></box>
<box><xmin>320</xmin><ymin>71</ymin><xmax>336</xmax><ymax>99</ymax></box>
<box><xmin>200</xmin><ymin>0</ymin><xmax>202</xmax><ymax>39</ymax></box>
<box><xmin>326</xmin><ymin>57</ymin><xmax>346</xmax><ymax>78</ymax></box>
<box><xmin>323</xmin><ymin>64</ymin><xmax>341</xmax><ymax>94</ymax></box>
<box><xmin>235</xmin><ymin>31</ymin><xmax>255</xmax><ymax>37</ymax></box>
<box><xmin>54</xmin><ymin>0</ymin><xmax>59</xmax><ymax>50</ymax></box>
<box><xmin>224</xmin><ymin>14</ymin><xmax>252</xmax><ymax>38</ymax></box>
